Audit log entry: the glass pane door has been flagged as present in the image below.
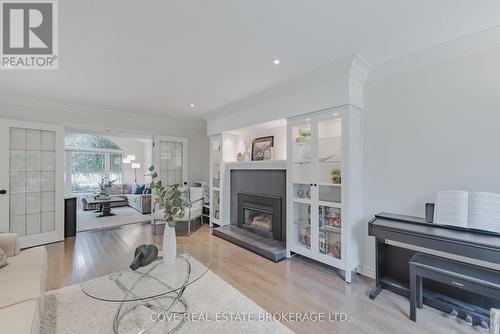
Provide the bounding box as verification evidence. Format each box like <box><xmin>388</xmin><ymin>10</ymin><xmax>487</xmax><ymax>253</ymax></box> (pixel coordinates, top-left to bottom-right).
<box><xmin>159</xmin><ymin>140</ymin><xmax>184</xmax><ymax>186</ymax></box>
<box><xmin>291</xmin><ymin>122</ymin><xmax>313</xmax><ymax>249</ymax></box>
<box><xmin>318</xmin><ymin>204</ymin><xmax>342</xmax><ymax>259</ymax></box>
<box><xmin>10</xmin><ymin>128</ymin><xmax>56</xmax><ymax>236</ymax></box>
<box><xmin>317</xmin><ymin>116</ymin><xmax>342</xmax><ymax>259</ymax></box>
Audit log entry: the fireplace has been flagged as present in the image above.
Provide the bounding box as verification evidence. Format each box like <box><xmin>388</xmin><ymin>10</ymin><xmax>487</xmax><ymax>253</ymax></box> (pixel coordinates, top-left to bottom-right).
<box><xmin>212</xmin><ymin>169</ymin><xmax>287</xmax><ymax>262</ymax></box>
<box><xmin>238</xmin><ymin>193</ymin><xmax>282</xmax><ymax>241</ymax></box>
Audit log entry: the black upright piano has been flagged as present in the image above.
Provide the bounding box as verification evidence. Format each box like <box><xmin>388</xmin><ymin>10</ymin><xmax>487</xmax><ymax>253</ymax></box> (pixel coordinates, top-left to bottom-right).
<box><xmin>369</xmin><ymin>212</ymin><xmax>500</xmax><ymax>324</ymax></box>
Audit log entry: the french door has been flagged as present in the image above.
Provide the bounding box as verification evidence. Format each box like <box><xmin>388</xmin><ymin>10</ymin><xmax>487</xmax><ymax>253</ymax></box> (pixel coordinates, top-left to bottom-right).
<box><xmin>153</xmin><ymin>136</ymin><xmax>188</xmax><ymax>187</ymax></box>
<box><xmin>0</xmin><ymin>119</ymin><xmax>64</xmax><ymax>248</ymax></box>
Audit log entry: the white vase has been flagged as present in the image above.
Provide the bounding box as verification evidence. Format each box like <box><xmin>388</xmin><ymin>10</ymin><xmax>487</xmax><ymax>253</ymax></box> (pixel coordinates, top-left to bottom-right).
<box><xmin>163</xmin><ymin>224</ymin><xmax>176</xmax><ymax>264</ymax></box>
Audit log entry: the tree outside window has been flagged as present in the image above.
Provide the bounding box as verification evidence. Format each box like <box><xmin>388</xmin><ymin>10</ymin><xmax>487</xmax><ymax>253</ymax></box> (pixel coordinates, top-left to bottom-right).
<box><xmin>65</xmin><ymin>134</ymin><xmax>123</xmax><ymax>193</ymax></box>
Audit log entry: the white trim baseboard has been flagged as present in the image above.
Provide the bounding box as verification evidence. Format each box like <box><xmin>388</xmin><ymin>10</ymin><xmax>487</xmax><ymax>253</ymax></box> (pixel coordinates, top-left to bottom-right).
<box><xmin>357</xmin><ymin>265</ymin><xmax>375</xmax><ymax>279</ymax></box>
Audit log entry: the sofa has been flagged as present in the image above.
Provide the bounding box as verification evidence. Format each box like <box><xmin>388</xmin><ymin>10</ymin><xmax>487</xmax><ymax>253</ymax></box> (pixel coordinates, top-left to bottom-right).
<box><xmin>0</xmin><ymin>233</ymin><xmax>47</xmax><ymax>334</ymax></box>
<box><xmin>82</xmin><ymin>183</ymin><xmax>152</xmax><ymax>214</ymax></box>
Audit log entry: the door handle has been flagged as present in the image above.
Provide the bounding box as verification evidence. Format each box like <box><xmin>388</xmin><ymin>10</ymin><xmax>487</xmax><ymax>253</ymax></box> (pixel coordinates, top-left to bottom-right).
<box><xmin>0</xmin><ymin>190</ymin><xmax>6</xmax><ymax>194</ymax></box>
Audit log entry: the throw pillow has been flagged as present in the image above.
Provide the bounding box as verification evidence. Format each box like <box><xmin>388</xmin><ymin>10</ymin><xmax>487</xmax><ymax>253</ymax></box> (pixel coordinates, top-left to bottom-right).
<box><xmin>134</xmin><ymin>185</ymin><xmax>145</xmax><ymax>194</ymax></box>
<box><xmin>0</xmin><ymin>248</ymin><xmax>8</xmax><ymax>268</ymax></box>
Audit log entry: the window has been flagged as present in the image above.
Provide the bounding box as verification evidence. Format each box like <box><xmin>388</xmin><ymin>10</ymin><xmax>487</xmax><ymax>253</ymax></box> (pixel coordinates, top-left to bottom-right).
<box><xmin>65</xmin><ymin>133</ymin><xmax>122</xmax><ymax>193</ymax></box>
<box><xmin>65</xmin><ymin>133</ymin><xmax>121</xmax><ymax>150</ymax></box>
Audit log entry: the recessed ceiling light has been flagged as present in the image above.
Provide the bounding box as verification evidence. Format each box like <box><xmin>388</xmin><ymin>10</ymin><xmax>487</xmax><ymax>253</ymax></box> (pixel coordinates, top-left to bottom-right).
<box><xmin>272</xmin><ymin>59</ymin><xmax>280</xmax><ymax>65</ymax></box>
<box><xmin>188</xmin><ymin>103</ymin><xmax>196</xmax><ymax>108</ymax></box>
<box><xmin>305</xmin><ymin>118</ymin><xmax>310</xmax><ymax>121</ymax></box>
<box><xmin>333</xmin><ymin>113</ymin><xmax>339</xmax><ymax>116</ymax></box>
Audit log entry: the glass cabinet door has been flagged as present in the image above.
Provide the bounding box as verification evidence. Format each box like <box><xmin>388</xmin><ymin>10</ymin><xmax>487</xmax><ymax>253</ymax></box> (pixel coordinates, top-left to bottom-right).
<box><xmin>316</xmin><ymin>116</ymin><xmax>342</xmax><ymax>260</ymax></box>
<box><xmin>291</xmin><ymin>122</ymin><xmax>314</xmax><ymax>249</ymax></box>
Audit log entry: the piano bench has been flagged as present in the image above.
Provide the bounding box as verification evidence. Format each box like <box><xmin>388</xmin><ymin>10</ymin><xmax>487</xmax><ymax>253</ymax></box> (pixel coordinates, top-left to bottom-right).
<box><xmin>409</xmin><ymin>253</ymin><xmax>500</xmax><ymax>323</ymax></box>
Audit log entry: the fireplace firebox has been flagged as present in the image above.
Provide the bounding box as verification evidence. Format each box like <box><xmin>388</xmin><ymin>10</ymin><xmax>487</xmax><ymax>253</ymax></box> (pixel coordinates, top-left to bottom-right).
<box><xmin>238</xmin><ymin>192</ymin><xmax>282</xmax><ymax>241</ymax></box>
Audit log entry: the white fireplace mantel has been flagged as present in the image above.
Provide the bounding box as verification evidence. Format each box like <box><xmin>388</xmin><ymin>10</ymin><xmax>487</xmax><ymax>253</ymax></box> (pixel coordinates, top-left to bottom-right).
<box><xmin>224</xmin><ymin>160</ymin><xmax>287</xmax><ymax>170</ymax></box>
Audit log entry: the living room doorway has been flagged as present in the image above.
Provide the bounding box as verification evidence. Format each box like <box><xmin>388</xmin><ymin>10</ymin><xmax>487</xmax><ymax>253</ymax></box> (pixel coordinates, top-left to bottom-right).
<box><xmin>64</xmin><ymin>129</ymin><xmax>153</xmax><ymax>233</ymax></box>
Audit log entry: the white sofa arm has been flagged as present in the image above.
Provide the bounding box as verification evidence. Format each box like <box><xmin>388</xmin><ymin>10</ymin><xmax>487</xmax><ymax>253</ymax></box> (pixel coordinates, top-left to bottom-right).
<box><xmin>0</xmin><ymin>233</ymin><xmax>20</xmax><ymax>257</ymax></box>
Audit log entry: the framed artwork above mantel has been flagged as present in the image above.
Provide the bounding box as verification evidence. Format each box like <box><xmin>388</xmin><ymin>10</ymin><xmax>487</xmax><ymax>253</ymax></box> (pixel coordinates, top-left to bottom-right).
<box><xmin>252</xmin><ymin>136</ymin><xmax>274</xmax><ymax>161</ymax></box>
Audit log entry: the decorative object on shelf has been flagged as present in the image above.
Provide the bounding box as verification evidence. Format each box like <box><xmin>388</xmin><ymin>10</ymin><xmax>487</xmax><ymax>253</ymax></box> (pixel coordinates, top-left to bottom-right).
<box><xmin>331</xmin><ymin>168</ymin><xmax>341</xmax><ymax>184</ymax></box>
<box><xmin>332</xmin><ymin>240</ymin><xmax>341</xmax><ymax>259</ymax></box>
<box><xmin>252</xmin><ymin>136</ymin><xmax>274</xmax><ymax>161</ymax></box>
<box><xmin>306</xmin><ymin>190</ymin><xmax>311</xmax><ymax>198</ymax></box>
<box><xmin>324</xmin><ymin>211</ymin><xmax>342</xmax><ymax>228</ymax></box>
<box><xmin>295</xmin><ymin>128</ymin><xmax>311</xmax><ymax>142</ymax></box>
<box><xmin>298</xmin><ymin>223</ymin><xmax>311</xmax><ymax>248</ymax></box>
<box><xmin>319</xmin><ymin>232</ymin><xmax>329</xmax><ymax>254</ymax></box>
<box><xmin>297</xmin><ymin>189</ymin><xmax>304</xmax><ymax>198</ymax></box>
<box><xmin>236</xmin><ymin>152</ymin><xmax>244</xmax><ymax>161</ymax></box>
<box><xmin>148</xmin><ymin>165</ymin><xmax>185</xmax><ymax>264</ymax></box>
<box><xmin>129</xmin><ymin>244</ymin><xmax>158</xmax><ymax>270</ymax></box>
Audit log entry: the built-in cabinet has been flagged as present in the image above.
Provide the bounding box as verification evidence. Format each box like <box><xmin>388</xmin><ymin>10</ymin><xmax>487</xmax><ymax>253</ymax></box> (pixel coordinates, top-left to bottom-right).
<box><xmin>286</xmin><ymin>106</ymin><xmax>363</xmax><ymax>282</ymax></box>
<box><xmin>209</xmin><ymin>135</ymin><xmax>222</xmax><ymax>227</ymax></box>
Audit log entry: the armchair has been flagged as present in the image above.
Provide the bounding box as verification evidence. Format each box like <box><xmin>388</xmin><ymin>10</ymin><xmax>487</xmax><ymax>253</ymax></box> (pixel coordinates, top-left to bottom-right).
<box><xmin>152</xmin><ymin>187</ymin><xmax>204</xmax><ymax>236</ymax></box>
<box><xmin>0</xmin><ymin>233</ymin><xmax>21</xmax><ymax>257</ymax></box>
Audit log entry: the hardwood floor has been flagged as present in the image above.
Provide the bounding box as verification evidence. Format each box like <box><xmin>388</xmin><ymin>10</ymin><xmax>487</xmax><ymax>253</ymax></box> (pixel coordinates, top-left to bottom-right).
<box><xmin>45</xmin><ymin>223</ymin><xmax>473</xmax><ymax>334</ymax></box>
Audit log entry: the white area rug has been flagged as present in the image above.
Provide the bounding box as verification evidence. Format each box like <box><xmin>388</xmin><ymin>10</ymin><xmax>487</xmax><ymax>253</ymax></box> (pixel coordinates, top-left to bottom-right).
<box><xmin>41</xmin><ymin>260</ymin><xmax>294</xmax><ymax>334</ymax></box>
<box><xmin>77</xmin><ymin>207</ymin><xmax>151</xmax><ymax>232</ymax></box>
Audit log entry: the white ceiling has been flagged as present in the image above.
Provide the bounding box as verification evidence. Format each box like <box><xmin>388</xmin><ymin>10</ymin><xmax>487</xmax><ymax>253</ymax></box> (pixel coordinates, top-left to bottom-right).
<box><xmin>2</xmin><ymin>0</ymin><xmax>500</xmax><ymax>125</ymax></box>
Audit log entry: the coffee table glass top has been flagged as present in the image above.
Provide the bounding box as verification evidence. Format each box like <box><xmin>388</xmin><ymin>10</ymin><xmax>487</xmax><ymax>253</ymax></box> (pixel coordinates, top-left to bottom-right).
<box><xmin>81</xmin><ymin>254</ymin><xmax>210</xmax><ymax>302</ymax></box>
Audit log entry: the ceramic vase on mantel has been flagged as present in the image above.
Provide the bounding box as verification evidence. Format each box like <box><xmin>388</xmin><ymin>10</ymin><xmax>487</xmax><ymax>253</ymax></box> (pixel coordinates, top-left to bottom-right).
<box><xmin>163</xmin><ymin>224</ymin><xmax>176</xmax><ymax>264</ymax></box>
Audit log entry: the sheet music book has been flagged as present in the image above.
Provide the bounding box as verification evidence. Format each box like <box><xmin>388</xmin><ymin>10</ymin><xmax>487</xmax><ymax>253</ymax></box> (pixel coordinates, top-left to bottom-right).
<box><xmin>434</xmin><ymin>191</ymin><xmax>500</xmax><ymax>233</ymax></box>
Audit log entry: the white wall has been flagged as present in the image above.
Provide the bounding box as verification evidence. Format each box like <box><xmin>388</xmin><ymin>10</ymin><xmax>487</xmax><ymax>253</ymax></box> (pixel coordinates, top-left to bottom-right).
<box><xmin>101</xmin><ymin>135</ymin><xmax>152</xmax><ymax>184</ymax></box>
<box><xmin>362</xmin><ymin>46</ymin><xmax>500</xmax><ymax>273</ymax></box>
<box><xmin>0</xmin><ymin>99</ymin><xmax>209</xmax><ymax>184</ymax></box>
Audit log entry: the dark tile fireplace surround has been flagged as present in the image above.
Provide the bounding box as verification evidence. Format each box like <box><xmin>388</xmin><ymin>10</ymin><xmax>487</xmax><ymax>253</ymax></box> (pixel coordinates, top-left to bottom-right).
<box><xmin>213</xmin><ymin>169</ymin><xmax>287</xmax><ymax>262</ymax></box>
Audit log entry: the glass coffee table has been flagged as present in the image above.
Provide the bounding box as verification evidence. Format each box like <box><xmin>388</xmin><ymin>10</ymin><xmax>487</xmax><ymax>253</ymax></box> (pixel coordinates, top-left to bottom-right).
<box><xmin>81</xmin><ymin>254</ymin><xmax>210</xmax><ymax>334</ymax></box>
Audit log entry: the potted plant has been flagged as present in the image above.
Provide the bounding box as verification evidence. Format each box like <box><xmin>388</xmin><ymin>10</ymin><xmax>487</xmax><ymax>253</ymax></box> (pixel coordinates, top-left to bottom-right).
<box><xmin>331</xmin><ymin>168</ymin><xmax>341</xmax><ymax>184</ymax></box>
<box><xmin>295</xmin><ymin>128</ymin><xmax>311</xmax><ymax>142</ymax></box>
<box><xmin>96</xmin><ymin>177</ymin><xmax>116</xmax><ymax>198</ymax></box>
<box><xmin>148</xmin><ymin>166</ymin><xmax>186</xmax><ymax>263</ymax></box>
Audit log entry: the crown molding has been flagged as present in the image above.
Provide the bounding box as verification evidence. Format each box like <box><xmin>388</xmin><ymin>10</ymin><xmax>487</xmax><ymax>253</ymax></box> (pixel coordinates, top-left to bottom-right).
<box><xmin>350</xmin><ymin>54</ymin><xmax>372</xmax><ymax>84</ymax></box>
<box><xmin>202</xmin><ymin>54</ymin><xmax>366</xmax><ymax>123</ymax></box>
<box><xmin>0</xmin><ymin>92</ymin><xmax>206</xmax><ymax>130</ymax></box>
<box><xmin>369</xmin><ymin>25</ymin><xmax>500</xmax><ymax>83</ymax></box>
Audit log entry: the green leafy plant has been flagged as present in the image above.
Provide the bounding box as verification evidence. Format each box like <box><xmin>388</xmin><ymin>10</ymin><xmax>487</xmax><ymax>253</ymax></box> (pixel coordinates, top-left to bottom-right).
<box><xmin>331</xmin><ymin>168</ymin><xmax>341</xmax><ymax>184</ymax></box>
<box><xmin>97</xmin><ymin>176</ymin><xmax>117</xmax><ymax>195</ymax></box>
<box><xmin>331</xmin><ymin>168</ymin><xmax>341</xmax><ymax>176</ymax></box>
<box><xmin>148</xmin><ymin>165</ymin><xmax>185</xmax><ymax>227</ymax></box>
<box><xmin>298</xmin><ymin>129</ymin><xmax>311</xmax><ymax>138</ymax></box>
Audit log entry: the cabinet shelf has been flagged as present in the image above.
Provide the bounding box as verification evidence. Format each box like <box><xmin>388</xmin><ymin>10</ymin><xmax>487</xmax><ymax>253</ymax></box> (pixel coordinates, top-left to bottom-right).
<box><xmin>319</xmin><ymin>136</ymin><xmax>342</xmax><ymax>142</ymax></box>
<box><xmin>318</xmin><ymin>200</ymin><xmax>342</xmax><ymax>208</ymax></box>
<box><xmin>320</xmin><ymin>225</ymin><xmax>341</xmax><ymax>234</ymax></box>
<box><xmin>293</xmin><ymin>198</ymin><xmax>311</xmax><ymax>204</ymax></box>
